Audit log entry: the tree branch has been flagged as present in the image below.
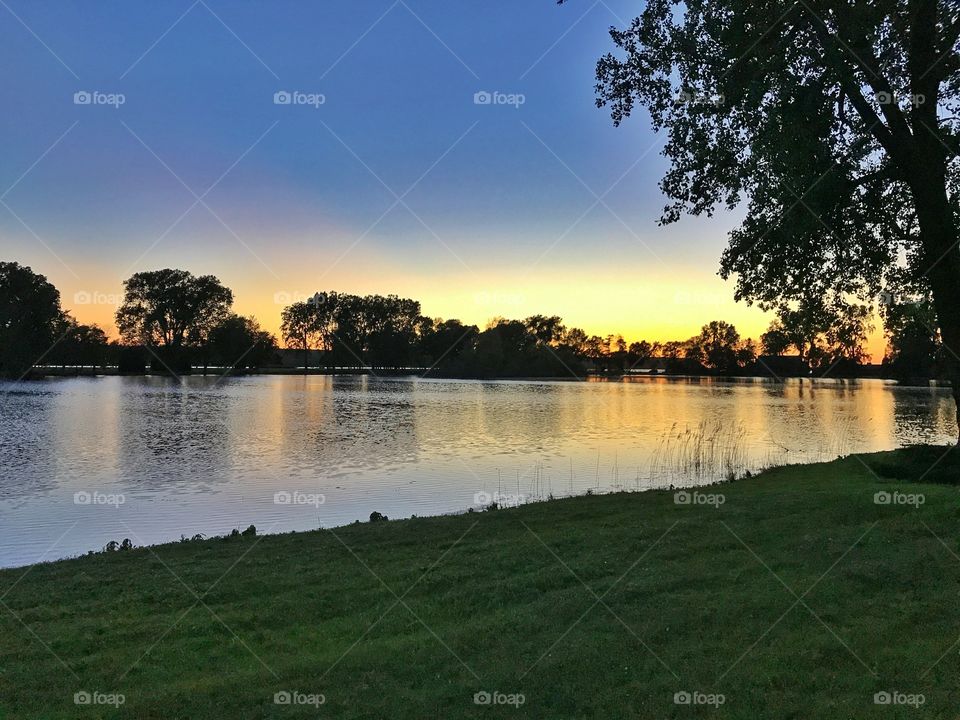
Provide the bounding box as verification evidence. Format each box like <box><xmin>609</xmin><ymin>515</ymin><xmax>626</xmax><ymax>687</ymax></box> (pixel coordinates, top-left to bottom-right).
<box><xmin>804</xmin><ymin>8</ymin><xmax>907</xmax><ymax>157</ymax></box>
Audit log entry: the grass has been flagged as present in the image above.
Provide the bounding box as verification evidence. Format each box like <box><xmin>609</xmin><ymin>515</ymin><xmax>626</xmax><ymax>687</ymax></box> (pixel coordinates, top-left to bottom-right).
<box><xmin>2</xmin><ymin>445</ymin><xmax>960</xmax><ymax>719</ymax></box>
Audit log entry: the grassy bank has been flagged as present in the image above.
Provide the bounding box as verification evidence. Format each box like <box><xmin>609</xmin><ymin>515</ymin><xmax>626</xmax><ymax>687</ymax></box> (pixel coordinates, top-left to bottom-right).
<box><xmin>2</xmin><ymin>447</ymin><xmax>959</xmax><ymax>719</ymax></box>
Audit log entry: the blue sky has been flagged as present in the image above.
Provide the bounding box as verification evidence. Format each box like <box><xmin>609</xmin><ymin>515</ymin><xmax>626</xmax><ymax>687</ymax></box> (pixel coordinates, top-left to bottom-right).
<box><xmin>0</xmin><ymin>0</ymin><xmax>769</xmax><ymax>343</ymax></box>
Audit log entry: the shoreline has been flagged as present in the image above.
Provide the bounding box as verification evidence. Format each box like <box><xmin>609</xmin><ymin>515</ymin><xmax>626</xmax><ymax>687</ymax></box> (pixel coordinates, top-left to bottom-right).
<box><xmin>17</xmin><ymin>366</ymin><xmax>954</xmax><ymax>388</ymax></box>
<box><xmin>3</xmin><ymin>447</ymin><xmax>947</xmax><ymax>572</ymax></box>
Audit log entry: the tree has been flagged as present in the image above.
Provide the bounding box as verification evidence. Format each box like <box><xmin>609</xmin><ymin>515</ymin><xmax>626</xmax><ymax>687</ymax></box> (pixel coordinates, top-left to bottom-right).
<box><xmin>760</xmin><ymin>322</ymin><xmax>794</xmax><ymax>358</ymax></box>
<box><xmin>561</xmin><ymin>327</ymin><xmax>589</xmax><ymax>355</ymax></box>
<box><xmin>115</xmin><ymin>269</ymin><xmax>233</xmax><ymax>372</ymax></box>
<box><xmin>208</xmin><ymin>315</ymin><xmax>277</xmax><ymax>371</ymax></box>
<box><xmin>56</xmin><ymin>319</ymin><xmax>109</xmax><ymax>369</ymax></box>
<box><xmin>760</xmin><ymin>296</ymin><xmax>872</xmax><ymax>369</ymax></box>
<box><xmin>628</xmin><ymin>340</ymin><xmax>652</xmax><ymax>360</ymax></box>
<box><xmin>686</xmin><ymin>320</ymin><xmax>754</xmax><ymax>374</ymax></box>
<box><xmin>525</xmin><ymin>315</ymin><xmax>567</xmax><ymax>347</ymax></box>
<box><xmin>0</xmin><ymin>262</ymin><xmax>64</xmax><ymax>376</ymax></box>
<box><xmin>883</xmin><ymin>297</ymin><xmax>943</xmax><ymax>381</ymax></box>
<box><xmin>578</xmin><ymin>0</ymin><xmax>960</xmax><ymax>437</ymax></box>
<box><xmin>660</xmin><ymin>340</ymin><xmax>686</xmax><ymax>360</ymax></box>
<box><xmin>281</xmin><ymin>301</ymin><xmax>323</xmax><ymax>373</ymax></box>
<box><xmin>418</xmin><ymin>318</ymin><xmax>478</xmax><ymax>369</ymax></box>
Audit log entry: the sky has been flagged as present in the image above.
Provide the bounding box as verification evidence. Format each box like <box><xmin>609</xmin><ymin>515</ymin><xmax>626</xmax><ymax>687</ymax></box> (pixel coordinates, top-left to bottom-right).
<box><xmin>0</xmin><ymin>0</ymin><xmax>882</xmax><ymax>356</ymax></box>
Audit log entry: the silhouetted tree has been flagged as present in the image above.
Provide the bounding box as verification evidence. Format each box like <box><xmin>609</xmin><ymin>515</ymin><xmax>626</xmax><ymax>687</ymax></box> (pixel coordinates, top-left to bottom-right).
<box><xmin>116</xmin><ymin>269</ymin><xmax>233</xmax><ymax>373</ymax></box>
<box><xmin>56</xmin><ymin>319</ymin><xmax>109</xmax><ymax>369</ymax></box>
<box><xmin>578</xmin><ymin>0</ymin><xmax>960</xmax><ymax>435</ymax></box>
<box><xmin>562</xmin><ymin>327</ymin><xmax>589</xmax><ymax>356</ymax></box>
<box><xmin>0</xmin><ymin>262</ymin><xmax>64</xmax><ymax>377</ymax></box>
<box><xmin>281</xmin><ymin>301</ymin><xmax>323</xmax><ymax>373</ymax></box>
<box><xmin>686</xmin><ymin>321</ymin><xmax>755</xmax><ymax>374</ymax></box>
<box><xmin>418</xmin><ymin>318</ymin><xmax>478</xmax><ymax>370</ymax></box>
<box><xmin>760</xmin><ymin>322</ymin><xmax>794</xmax><ymax>358</ymax></box>
<box><xmin>525</xmin><ymin>315</ymin><xmax>567</xmax><ymax>347</ymax></box>
<box><xmin>760</xmin><ymin>296</ymin><xmax>871</xmax><ymax>371</ymax></box>
<box><xmin>208</xmin><ymin>315</ymin><xmax>277</xmax><ymax>371</ymax></box>
<box><xmin>883</xmin><ymin>298</ymin><xmax>943</xmax><ymax>381</ymax></box>
<box><xmin>628</xmin><ymin>340</ymin><xmax>655</xmax><ymax>366</ymax></box>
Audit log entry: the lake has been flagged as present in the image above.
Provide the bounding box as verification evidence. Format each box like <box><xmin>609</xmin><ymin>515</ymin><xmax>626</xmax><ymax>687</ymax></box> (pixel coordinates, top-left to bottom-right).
<box><xmin>0</xmin><ymin>374</ymin><xmax>955</xmax><ymax>568</ymax></box>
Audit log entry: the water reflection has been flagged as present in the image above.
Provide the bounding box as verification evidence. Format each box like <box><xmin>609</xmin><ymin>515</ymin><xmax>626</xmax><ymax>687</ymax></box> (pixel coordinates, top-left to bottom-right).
<box><xmin>0</xmin><ymin>375</ymin><xmax>954</xmax><ymax>567</ymax></box>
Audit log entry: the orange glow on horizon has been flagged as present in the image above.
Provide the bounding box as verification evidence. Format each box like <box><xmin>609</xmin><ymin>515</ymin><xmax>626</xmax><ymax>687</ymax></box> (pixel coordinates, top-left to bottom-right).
<box><xmin>57</xmin><ymin>267</ymin><xmax>889</xmax><ymax>364</ymax></box>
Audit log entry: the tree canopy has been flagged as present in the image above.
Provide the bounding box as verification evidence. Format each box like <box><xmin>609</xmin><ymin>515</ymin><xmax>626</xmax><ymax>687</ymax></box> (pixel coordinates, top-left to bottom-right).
<box><xmin>0</xmin><ymin>262</ymin><xmax>64</xmax><ymax>376</ymax></box>
<box><xmin>115</xmin><ymin>269</ymin><xmax>234</xmax><ymax>349</ymax></box>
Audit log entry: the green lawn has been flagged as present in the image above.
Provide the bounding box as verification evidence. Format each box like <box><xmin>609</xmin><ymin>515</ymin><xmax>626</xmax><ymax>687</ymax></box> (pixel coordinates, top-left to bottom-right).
<box><xmin>2</xmin><ymin>446</ymin><xmax>960</xmax><ymax>719</ymax></box>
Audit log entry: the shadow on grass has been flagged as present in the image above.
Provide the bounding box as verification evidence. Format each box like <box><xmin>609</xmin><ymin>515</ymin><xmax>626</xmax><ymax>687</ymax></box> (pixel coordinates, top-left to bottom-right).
<box><xmin>865</xmin><ymin>445</ymin><xmax>960</xmax><ymax>485</ymax></box>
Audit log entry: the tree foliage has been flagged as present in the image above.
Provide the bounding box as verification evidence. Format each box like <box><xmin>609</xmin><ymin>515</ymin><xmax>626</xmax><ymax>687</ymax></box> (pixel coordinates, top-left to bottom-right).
<box><xmin>761</xmin><ymin>294</ymin><xmax>872</xmax><ymax>367</ymax></box>
<box><xmin>116</xmin><ymin>269</ymin><xmax>233</xmax><ymax>349</ymax></box>
<box><xmin>686</xmin><ymin>320</ymin><xmax>756</xmax><ymax>373</ymax></box>
<box><xmin>883</xmin><ymin>297</ymin><xmax>944</xmax><ymax>380</ymax></box>
<box><xmin>207</xmin><ymin>315</ymin><xmax>277</xmax><ymax>370</ymax></box>
<box><xmin>0</xmin><ymin>262</ymin><xmax>64</xmax><ymax>376</ymax></box>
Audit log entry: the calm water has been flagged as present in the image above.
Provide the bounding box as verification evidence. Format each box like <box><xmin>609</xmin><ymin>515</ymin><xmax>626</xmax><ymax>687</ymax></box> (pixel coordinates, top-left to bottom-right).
<box><xmin>0</xmin><ymin>375</ymin><xmax>955</xmax><ymax>568</ymax></box>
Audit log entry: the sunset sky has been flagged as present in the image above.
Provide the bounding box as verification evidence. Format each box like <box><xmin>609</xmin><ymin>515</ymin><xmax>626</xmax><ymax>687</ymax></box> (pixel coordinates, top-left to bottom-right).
<box><xmin>0</xmin><ymin>0</ymin><xmax>885</xmax><ymax>358</ymax></box>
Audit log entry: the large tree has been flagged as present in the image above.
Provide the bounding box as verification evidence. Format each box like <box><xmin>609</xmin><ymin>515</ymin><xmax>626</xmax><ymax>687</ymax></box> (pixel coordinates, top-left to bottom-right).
<box><xmin>116</xmin><ymin>269</ymin><xmax>233</xmax><ymax>371</ymax></box>
<box><xmin>0</xmin><ymin>262</ymin><xmax>64</xmax><ymax>376</ymax></box>
<box><xmin>573</xmin><ymin>0</ymin><xmax>960</xmax><ymax>438</ymax></box>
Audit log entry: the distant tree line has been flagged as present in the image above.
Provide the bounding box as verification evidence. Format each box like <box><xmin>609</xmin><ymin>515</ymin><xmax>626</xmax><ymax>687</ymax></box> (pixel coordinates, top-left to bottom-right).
<box><xmin>0</xmin><ymin>262</ymin><xmax>278</xmax><ymax>377</ymax></box>
<box><xmin>276</xmin><ymin>293</ymin><xmax>886</xmax><ymax>379</ymax></box>
<box><xmin>0</xmin><ymin>261</ymin><xmax>111</xmax><ymax>376</ymax></box>
<box><xmin>0</xmin><ymin>260</ymin><xmax>946</xmax><ymax>381</ymax></box>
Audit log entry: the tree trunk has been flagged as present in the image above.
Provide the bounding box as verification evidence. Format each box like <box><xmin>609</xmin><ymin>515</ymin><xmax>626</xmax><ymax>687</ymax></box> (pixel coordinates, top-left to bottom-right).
<box><xmin>909</xmin><ymin>173</ymin><xmax>960</xmax><ymax>443</ymax></box>
<box><xmin>925</xmin><ymin>248</ymin><xmax>960</xmax><ymax>444</ymax></box>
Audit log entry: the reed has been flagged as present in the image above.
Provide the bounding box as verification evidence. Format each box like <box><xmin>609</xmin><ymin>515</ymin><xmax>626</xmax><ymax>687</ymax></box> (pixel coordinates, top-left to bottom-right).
<box><xmin>650</xmin><ymin>419</ymin><xmax>749</xmax><ymax>485</ymax></box>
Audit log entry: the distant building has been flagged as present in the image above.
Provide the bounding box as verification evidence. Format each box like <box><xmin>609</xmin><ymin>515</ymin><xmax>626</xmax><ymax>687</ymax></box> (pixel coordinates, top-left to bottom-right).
<box><xmin>631</xmin><ymin>357</ymin><xmax>669</xmax><ymax>374</ymax></box>
<box><xmin>749</xmin><ymin>355</ymin><xmax>809</xmax><ymax>377</ymax></box>
<box><xmin>629</xmin><ymin>356</ymin><xmax>711</xmax><ymax>376</ymax></box>
<box><xmin>276</xmin><ymin>348</ymin><xmax>324</xmax><ymax>369</ymax></box>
